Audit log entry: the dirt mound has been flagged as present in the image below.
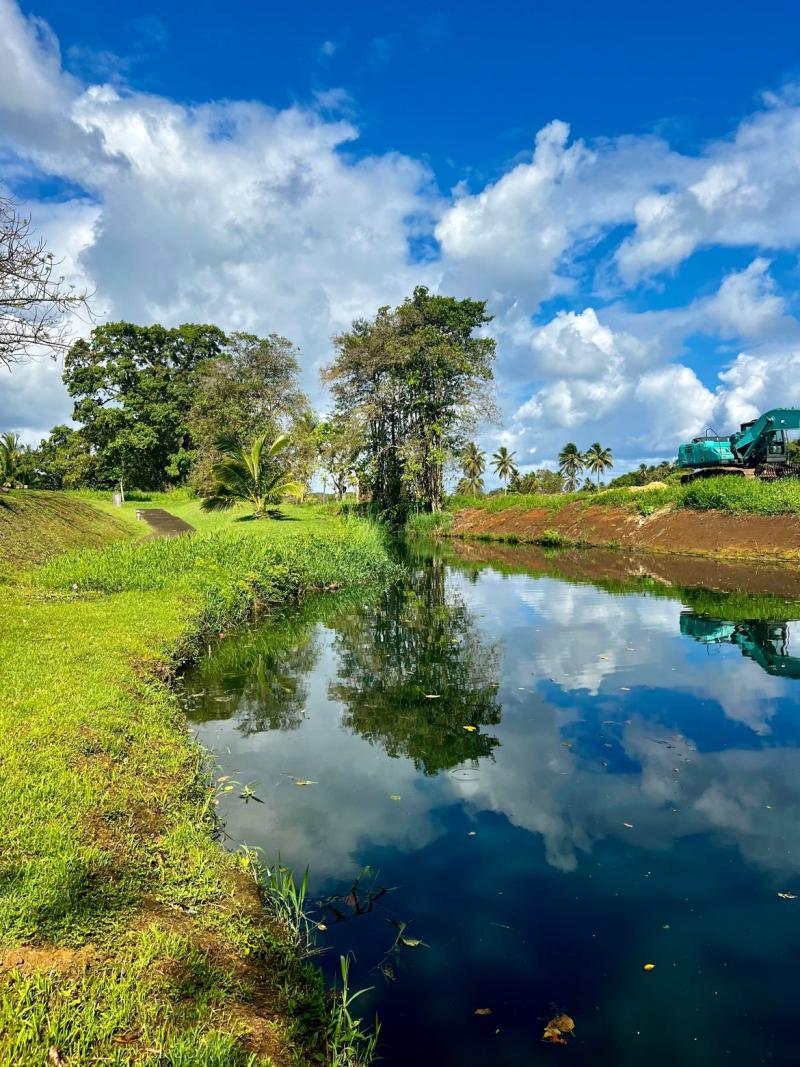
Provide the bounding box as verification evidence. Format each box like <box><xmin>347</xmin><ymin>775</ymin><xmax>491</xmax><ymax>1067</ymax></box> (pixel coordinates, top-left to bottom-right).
<box><xmin>451</xmin><ymin>502</ymin><xmax>800</xmax><ymax>561</ymax></box>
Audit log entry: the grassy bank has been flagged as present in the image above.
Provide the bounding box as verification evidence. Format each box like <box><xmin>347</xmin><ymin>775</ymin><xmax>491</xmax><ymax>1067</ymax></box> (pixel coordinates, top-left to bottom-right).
<box><xmin>445</xmin><ymin>474</ymin><xmax>800</xmax><ymax>518</ymax></box>
<box><xmin>0</xmin><ymin>492</ymin><xmax>133</xmax><ymax>576</ymax></box>
<box><xmin>0</xmin><ymin>494</ymin><xmax>395</xmax><ymax>1066</ymax></box>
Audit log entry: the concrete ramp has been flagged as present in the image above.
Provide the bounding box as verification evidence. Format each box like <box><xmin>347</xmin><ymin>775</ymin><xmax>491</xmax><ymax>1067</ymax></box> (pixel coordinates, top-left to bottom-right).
<box><xmin>137</xmin><ymin>508</ymin><xmax>194</xmax><ymax>538</ymax></box>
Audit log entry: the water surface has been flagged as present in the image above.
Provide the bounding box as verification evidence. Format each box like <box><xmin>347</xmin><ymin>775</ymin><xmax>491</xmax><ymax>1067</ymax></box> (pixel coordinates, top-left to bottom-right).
<box><xmin>185</xmin><ymin>543</ymin><xmax>800</xmax><ymax>1065</ymax></box>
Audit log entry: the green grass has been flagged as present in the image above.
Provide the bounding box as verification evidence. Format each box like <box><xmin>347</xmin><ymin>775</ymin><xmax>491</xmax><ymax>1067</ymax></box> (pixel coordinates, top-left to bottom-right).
<box><xmin>0</xmin><ymin>491</ymin><xmax>133</xmax><ymax>574</ymax></box>
<box><xmin>448</xmin><ymin>474</ymin><xmax>800</xmax><ymax>518</ymax></box>
<box><xmin>0</xmin><ymin>497</ymin><xmax>395</xmax><ymax>1065</ymax></box>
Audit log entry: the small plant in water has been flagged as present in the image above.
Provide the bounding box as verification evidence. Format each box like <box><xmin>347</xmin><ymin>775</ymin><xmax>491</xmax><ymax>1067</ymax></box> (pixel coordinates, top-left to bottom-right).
<box><xmin>328</xmin><ymin>954</ymin><xmax>381</xmax><ymax>1067</ymax></box>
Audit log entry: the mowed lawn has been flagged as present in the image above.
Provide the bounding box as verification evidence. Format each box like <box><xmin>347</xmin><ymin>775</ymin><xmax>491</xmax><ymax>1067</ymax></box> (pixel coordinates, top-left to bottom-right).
<box><xmin>0</xmin><ymin>491</ymin><xmax>393</xmax><ymax>1066</ymax></box>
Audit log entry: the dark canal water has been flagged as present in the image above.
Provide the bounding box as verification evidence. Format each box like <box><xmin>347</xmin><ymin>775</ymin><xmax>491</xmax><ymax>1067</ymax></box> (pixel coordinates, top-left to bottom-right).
<box><xmin>184</xmin><ymin>542</ymin><xmax>800</xmax><ymax>1066</ymax></box>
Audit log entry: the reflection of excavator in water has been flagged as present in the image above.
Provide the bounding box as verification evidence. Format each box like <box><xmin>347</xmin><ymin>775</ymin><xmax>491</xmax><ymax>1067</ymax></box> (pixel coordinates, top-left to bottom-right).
<box><xmin>677</xmin><ymin>408</ymin><xmax>800</xmax><ymax>484</ymax></box>
<box><xmin>680</xmin><ymin>613</ymin><xmax>800</xmax><ymax>680</ymax></box>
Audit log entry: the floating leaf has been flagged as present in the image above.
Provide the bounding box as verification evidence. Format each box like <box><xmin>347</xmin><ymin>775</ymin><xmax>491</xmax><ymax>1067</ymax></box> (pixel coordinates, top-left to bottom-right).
<box><xmin>778</xmin><ymin>891</ymin><xmax>797</xmax><ymax>900</ymax></box>
<box><xmin>543</xmin><ymin>1014</ymin><xmax>575</xmax><ymax>1044</ymax></box>
<box><xmin>390</xmin><ymin>794</ymin><xmax>401</xmax><ymax>801</ymax></box>
<box><xmin>293</xmin><ymin>778</ymin><xmax>317</xmax><ymax>787</ymax></box>
<box><xmin>463</xmin><ymin>725</ymin><xmax>478</xmax><ymax>732</ymax></box>
<box><xmin>400</xmin><ymin>937</ymin><xmax>427</xmax><ymax>948</ymax></box>
<box><xmin>424</xmin><ymin>694</ymin><xmax>441</xmax><ymax>699</ymax></box>
<box><xmin>643</xmin><ymin>963</ymin><xmax>655</xmax><ymax>971</ymax></box>
<box><xmin>623</xmin><ymin>822</ymin><xmax>634</xmax><ymax>829</ymax></box>
<box><xmin>561</xmin><ymin>741</ymin><xmax>573</xmax><ymax>749</ymax></box>
<box><xmin>467</xmin><ymin>831</ymin><xmax>477</xmax><ymax>836</ymax></box>
<box><xmin>474</xmin><ymin>1007</ymin><xmax>492</xmax><ymax>1016</ymax></box>
<box><xmin>317</xmin><ymin>922</ymin><xmax>327</xmax><ymax>931</ymax></box>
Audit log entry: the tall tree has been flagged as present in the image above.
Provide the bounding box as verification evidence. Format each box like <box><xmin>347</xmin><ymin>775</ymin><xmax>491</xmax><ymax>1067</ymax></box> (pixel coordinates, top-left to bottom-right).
<box><xmin>461</xmin><ymin>442</ymin><xmax>486</xmax><ymax>478</ymax></box>
<box><xmin>187</xmin><ymin>332</ymin><xmax>310</xmax><ymax>491</ymax></box>
<box><xmin>1</xmin><ymin>196</ymin><xmax>89</xmax><ymax>370</ymax></box>
<box><xmin>584</xmin><ymin>442</ymin><xmax>613</xmax><ymax>487</ymax></box>
<box><xmin>492</xmin><ymin>446</ymin><xmax>518</xmax><ymax>493</ymax></box>
<box><xmin>0</xmin><ymin>432</ymin><xmax>21</xmax><ymax>487</ymax></box>
<box><xmin>317</xmin><ymin>417</ymin><xmax>363</xmax><ymax>502</ymax></box>
<box><xmin>64</xmin><ymin>322</ymin><xmax>226</xmax><ymax>492</ymax></box>
<box><xmin>558</xmin><ymin>442</ymin><xmax>584</xmax><ymax>492</ymax></box>
<box><xmin>324</xmin><ymin>286</ymin><xmax>496</xmax><ymax>518</ymax></box>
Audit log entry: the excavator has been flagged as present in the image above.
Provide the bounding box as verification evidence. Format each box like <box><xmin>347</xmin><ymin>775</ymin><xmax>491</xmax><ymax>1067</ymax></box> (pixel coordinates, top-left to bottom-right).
<box><xmin>677</xmin><ymin>407</ymin><xmax>800</xmax><ymax>483</ymax></box>
<box><xmin>680</xmin><ymin>613</ymin><xmax>800</xmax><ymax>680</ymax></box>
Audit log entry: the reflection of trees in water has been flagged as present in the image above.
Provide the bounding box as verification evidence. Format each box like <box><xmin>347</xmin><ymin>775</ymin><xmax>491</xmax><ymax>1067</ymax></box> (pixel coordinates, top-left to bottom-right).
<box><xmin>329</xmin><ymin>556</ymin><xmax>503</xmax><ymax>775</ymax></box>
<box><xmin>187</xmin><ymin>611</ymin><xmax>321</xmax><ymax>735</ymax></box>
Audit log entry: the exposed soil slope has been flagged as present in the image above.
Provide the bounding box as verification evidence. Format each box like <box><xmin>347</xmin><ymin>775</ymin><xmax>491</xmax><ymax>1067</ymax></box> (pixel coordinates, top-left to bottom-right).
<box><xmin>452</xmin><ymin>502</ymin><xmax>800</xmax><ymax>561</ymax></box>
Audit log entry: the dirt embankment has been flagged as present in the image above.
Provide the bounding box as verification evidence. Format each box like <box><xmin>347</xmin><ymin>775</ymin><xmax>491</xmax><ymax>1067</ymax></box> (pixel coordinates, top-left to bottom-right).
<box><xmin>451</xmin><ymin>503</ymin><xmax>800</xmax><ymax>562</ymax></box>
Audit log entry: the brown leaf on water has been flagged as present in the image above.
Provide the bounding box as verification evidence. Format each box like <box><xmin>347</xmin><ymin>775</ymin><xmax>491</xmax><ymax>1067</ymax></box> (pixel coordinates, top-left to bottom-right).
<box><xmin>543</xmin><ymin>1014</ymin><xmax>575</xmax><ymax>1044</ymax></box>
<box><xmin>474</xmin><ymin>1007</ymin><xmax>492</xmax><ymax>1015</ymax></box>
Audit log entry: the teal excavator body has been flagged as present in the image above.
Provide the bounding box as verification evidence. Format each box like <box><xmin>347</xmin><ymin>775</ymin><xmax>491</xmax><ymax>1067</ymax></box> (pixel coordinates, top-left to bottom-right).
<box><xmin>677</xmin><ymin>408</ymin><xmax>800</xmax><ymax>482</ymax></box>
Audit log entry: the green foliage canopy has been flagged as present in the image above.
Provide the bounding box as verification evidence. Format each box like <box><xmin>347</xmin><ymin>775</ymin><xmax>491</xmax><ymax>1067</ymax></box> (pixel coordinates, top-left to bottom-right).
<box><xmin>64</xmin><ymin>322</ymin><xmax>226</xmax><ymax>491</ymax></box>
<box><xmin>325</xmin><ymin>286</ymin><xmax>497</xmax><ymax>518</ymax></box>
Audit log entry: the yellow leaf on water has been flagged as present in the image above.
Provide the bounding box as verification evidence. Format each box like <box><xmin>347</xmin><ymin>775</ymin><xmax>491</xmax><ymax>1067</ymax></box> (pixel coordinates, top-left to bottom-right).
<box><xmin>293</xmin><ymin>779</ymin><xmax>317</xmax><ymax>787</ymax></box>
<box><xmin>542</xmin><ymin>1014</ymin><xmax>575</xmax><ymax>1044</ymax></box>
<box><xmin>643</xmin><ymin>963</ymin><xmax>656</xmax><ymax>971</ymax></box>
<box><xmin>390</xmin><ymin>794</ymin><xmax>401</xmax><ymax>801</ymax></box>
<box><xmin>317</xmin><ymin>923</ymin><xmax>327</xmax><ymax>931</ymax></box>
<box><xmin>463</xmin><ymin>725</ymin><xmax>478</xmax><ymax>732</ymax></box>
<box><xmin>474</xmin><ymin>1007</ymin><xmax>492</xmax><ymax>1016</ymax></box>
<box><xmin>400</xmin><ymin>937</ymin><xmax>426</xmax><ymax>948</ymax></box>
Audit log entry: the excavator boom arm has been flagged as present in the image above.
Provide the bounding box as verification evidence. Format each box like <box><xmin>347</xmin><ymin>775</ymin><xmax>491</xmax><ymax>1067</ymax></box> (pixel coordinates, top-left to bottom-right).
<box><xmin>730</xmin><ymin>408</ymin><xmax>800</xmax><ymax>461</ymax></box>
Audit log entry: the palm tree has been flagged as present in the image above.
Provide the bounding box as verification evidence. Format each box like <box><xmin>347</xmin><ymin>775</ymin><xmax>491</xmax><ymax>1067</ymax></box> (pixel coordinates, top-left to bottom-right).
<box><xmin>456</xmin><ymin>474</ymin><xmax>485</xmax><ymax>497</ymax></box>
<box><xmin>558</xmin><ymin>442</ymin><xmax>584</xmax><ymax>492</ymax></box>
<box><xmin>583</xmin><ymin>442</ymin><xmax>613</xmax><ymax>488</ymax></box>
<box><xmin>0</xmin><ymin>432</ymin><xmax>21</xmax><ymax>488</ymax></box>
<box><xmin>201</xmin><ymin>432</ymin><xmax>305</xmax><ymax>517</ymax></box>
<box><xmin>492</xmin><ymin>446</ymin><xmax>518</xmax><ymax>493</ymax></box>
<box><xmin>461</xmin><ymin>442</ymin><xmax>486</xmax><ymax>479</ymax></box>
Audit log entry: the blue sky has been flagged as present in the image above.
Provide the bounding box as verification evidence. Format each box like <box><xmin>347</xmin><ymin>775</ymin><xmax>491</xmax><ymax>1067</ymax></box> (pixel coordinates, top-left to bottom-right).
<box><xmin>3</xmin><ymin>0</ymin><xmax>800</xmax><ymax>476</ymax></box>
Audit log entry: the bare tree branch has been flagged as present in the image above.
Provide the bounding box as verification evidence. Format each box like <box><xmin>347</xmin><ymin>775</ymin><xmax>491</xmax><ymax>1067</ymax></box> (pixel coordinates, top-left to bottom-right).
<box><xmin>0</xmin><ymin>195</ymin><xmax>92</xmax><ymax>370</ymax></box>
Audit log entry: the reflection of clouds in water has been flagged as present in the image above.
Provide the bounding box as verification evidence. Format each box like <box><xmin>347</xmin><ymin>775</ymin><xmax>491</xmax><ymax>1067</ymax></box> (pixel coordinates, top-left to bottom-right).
<box><xmin>457</xmin><ymin>694</ymin><xmax>800</xmax><ymax>878</ymax></box>
<box><xmin>468</xmin><ymin>571</ymin><xmax>790</xmax><ymax>733</ymax></box>
<box><xmin>208</xmin><ymin>628</ymin><xmax>452</xmax><ymax>885</ymax></box>
<box><xmin>204</xmin><ymin>568</ymin><xmax>800</xmax><ymax>891</ymax></box>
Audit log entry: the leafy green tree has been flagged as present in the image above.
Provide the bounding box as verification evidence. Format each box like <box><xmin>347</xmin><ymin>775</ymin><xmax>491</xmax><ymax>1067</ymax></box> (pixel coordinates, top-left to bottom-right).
<box><xmin>558</xmin><ymin>442</ymin><xmax>584</xmax><ymax>491</ymax></box>
<box><xmin>187</xmin><ymin>332</ymin><xmax>310</xmax><ymax>492</ymax></box>
<box><xmin>23</xmin><ymin>425</ymin><xmax>98</xmax><ymax>489</ymax></box>
<box><xmin>64</xmin><ymin>322</ymin><xmax>226</xmax><ymax>493</ymax></box>
<box><xmin>317</xmin><ymin>416</ymin><xmax>363</xmax><ymax>501</ymax></box>
<box><xmin>200</xmin><ymin>432</ymin><xmax>304</xmax><ymax>517</ymax></box>
<box><xmin>535</xmin><ymin>468</ymin><xmax>565</xmax><ymax>494</ymax></box>
<box><xmin>508</xmin><ymin>470</ymin><xmax>538</xmax><ymax>494</ymax></box>
<box><xmin>325</xmin><ymin>286</ymin><xmax>497</xmax><ymax>517</ymax></box>
<box><xmin>0</xmin><ymin>432</ymin><xmax>20</xmax><ymax>487</ymax></box>
<box><xmin>492</xmin><ymin>446</ymin><xmax>518</xmax><ymax>493</ymax></box>
<box><xmin>583</xmin><ymin>442</ymin><xmax>613</xmax><ymax>487</ymax></box>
